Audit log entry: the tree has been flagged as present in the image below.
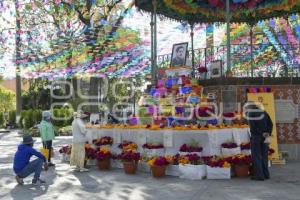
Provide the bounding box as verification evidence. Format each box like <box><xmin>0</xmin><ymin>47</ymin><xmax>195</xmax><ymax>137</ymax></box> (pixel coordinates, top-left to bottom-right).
<box><xmin>0</xmin><ymin>86</ymin><xmax>16</xmax><ymax>112</ymax></box>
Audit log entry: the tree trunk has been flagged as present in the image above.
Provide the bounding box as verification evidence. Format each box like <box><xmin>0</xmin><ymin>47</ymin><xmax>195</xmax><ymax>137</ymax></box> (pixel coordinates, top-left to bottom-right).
<box><xmin>15</xmin><ymin>0</ymin><xmax>22</xmax><ymax>120</ymax></box>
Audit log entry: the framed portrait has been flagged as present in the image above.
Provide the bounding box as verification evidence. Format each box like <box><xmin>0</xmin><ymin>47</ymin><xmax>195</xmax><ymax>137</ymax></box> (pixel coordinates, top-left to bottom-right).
<box><xmin>170</xmin><ymin>42</ymin><xmax>188</xmax><ymax>67</ymax></box>
<box><xmin>210</xmin><ymin>60</ymin><xmax>222</xmax><ymax>78</ymax></box>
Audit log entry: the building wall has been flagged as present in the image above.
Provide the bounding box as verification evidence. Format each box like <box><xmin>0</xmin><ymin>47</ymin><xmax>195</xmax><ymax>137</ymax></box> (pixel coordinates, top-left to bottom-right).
<box><xmin>0</xmin><ymin>79</ymin><xmax>29</xmax><ymax>93</ymax></box>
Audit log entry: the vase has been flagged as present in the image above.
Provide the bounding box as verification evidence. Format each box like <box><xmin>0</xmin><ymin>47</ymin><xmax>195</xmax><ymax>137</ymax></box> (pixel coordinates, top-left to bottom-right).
<box><xmin>234</xmin><ymin>164</ymin><xmax>249</xmax><ymax>177</ymax></box>
<box><xmin>98</xmin><ymin>159</ymin><xmax>110</xmax><ymax>170</ymax></box>
<box><xmin>123</xmin><ymin>161</ymin><xmax>138</xmax><ymax>174</ymax></box>
<box><xmin>151</xmin><ymin>165</ymin><xmax>167</xmax><ymax>178</ymax></box>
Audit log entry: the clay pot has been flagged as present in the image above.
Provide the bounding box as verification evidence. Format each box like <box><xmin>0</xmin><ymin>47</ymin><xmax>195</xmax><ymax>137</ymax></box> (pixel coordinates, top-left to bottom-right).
<box><xmin>234</xmin><ymin>164</ymin><xmax>250</xmax><ymax>177</ymax></box>
<box><xmin>123</xmin><ymin>161</ymin><xmax>138</xmax><ymax>174</ymax></box>
<box><xmin>151</xmin><ymin>165</ymin><xmax>166</xmax><ymax>178</ymax></box>
<box><xmin>98</xmin><ymin>159</ymin><xmax>110</xmax><ymax>170</ymax></box>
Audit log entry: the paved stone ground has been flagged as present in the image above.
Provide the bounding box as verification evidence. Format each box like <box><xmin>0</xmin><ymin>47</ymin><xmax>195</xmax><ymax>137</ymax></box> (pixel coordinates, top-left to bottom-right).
<box><xmin>1</xmin><ymin>131</ymin><xmax>300</xmax><ymax>200</ymax></box>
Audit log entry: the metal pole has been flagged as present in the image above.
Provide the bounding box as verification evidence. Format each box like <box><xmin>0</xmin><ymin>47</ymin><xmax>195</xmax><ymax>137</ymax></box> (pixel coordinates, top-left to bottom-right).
<box><xmin>250</xmin><ymin>25</ymin><xmax>254</xmax><ymax>77</ymax></box>
<box><xmin>15</xmin><ymin>0</ymin><xmax>22</xmax><ymax>120</ymax></box>
<box><xmin>190</xmin><ymin>23</ymin><xmax>195</xmax><ymax>78</ymax></box>
<box><xmin>152</xmin><ymin>0</ymin><xmax>157</xmax><ymax>85</ymax></box>
<box><xmin>150</xmin><ymin>10</ymin><xmax>154</xmax><ymax>85</ymax></box>
<box><xmin>204</xmin><ymin>48</ymin><xmax>207</xmax><ymax>69</ymax></box>
<box><xmin>226</xmin><ymin>0</ymin><xmax>231</xmax><ymax>73</ymax></box>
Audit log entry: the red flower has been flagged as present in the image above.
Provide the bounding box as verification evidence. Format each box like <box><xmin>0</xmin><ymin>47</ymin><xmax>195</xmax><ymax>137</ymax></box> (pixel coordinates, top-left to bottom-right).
<box><xmin>179</xmin><ymin>144</ymin><xmax>203</xmax><ymax>152</ymax></box>
<box><xmin>268</xmin><ymin>148</ymin><xmax>275</xmax><ymax>155</ymax></box>
<box><xmin>85</xmin><ymin>147</ymin><xmax>97</xmax><ymax>159</ymax></box>
<box><xmin>117</xmin><ymin>151</ymin><xmax>140</xmax><ymax>162</ymax></box>
<box><xmin>230</xmin><ymin>155</ymin><xmax>252</xmax><ymax>166</ymax></box>
<box><xmin>207</xmin><ymin>159</ymin><xmax>226</xmax><ymax>168</ymax></box>
<box><xmin>185</xmin><ymin>154</ymin><xmax>203</xmax><ymax>165</ymax></box>
<box><xmin>198</xmin><ymin>107</ymin><xmax>213</xmax><ymax>117</ymax></box>
<box><xmin>241</xmin><ymin>143</ymin><xmax>251</xmax><ymax>150</ymax></box>
<box><xmin>222</xmin><ymin>112</ymin><xmax>235</xmax><ymax>118</ymax></box>
<box><xmin>202</xmin><ymin>156</ymin><xmax>213</xmax><ymax>164</ymax></box>
<box><xmin>153</xmin><ymin>156</ymin><xmax>169</xmax><ymax>166</ymax></box>
<box><xmin>198</xmin><ymin>66</ymin><xmax>208</xmax><ymax>73</ymax></box>
<box><xmin>221</xmin><ymin>142</ymin><xmax>238</xmax><ymax>149</ymax></box>
<box><xmin>142</xmin><ymin>143</ymin><xmax>164</xmax><ymax>149</ymax></box>
<box><xmin>95</xmin><ymin>150</ymin><xmax>111</xmax><ymax>161</ymax></box>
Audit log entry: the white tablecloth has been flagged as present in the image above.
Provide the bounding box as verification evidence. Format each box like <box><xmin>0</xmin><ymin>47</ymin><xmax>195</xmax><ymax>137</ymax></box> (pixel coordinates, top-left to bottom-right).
<box><xmin>86</xmin><ymin>128</ymin><xmax>250</xmax><ymax>156</ymax></box>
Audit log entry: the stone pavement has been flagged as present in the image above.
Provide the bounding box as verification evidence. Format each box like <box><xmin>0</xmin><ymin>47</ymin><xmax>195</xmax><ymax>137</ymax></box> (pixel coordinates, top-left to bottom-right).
<box><xmin>1</xmin><ymin>131</ymin><xmax>300</xmax><ymax>200</ymax></box>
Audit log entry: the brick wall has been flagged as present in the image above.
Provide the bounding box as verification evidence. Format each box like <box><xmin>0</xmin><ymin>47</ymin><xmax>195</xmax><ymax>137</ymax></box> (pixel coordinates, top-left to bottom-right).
<box><xmin>204</xmin><ymin>85</ymin><xmax>300</xmax><ymax>144</ymax></box>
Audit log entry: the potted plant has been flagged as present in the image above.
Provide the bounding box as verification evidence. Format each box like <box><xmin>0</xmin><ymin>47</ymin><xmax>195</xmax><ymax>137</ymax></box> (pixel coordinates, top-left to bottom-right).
<box><xmin>221</xmin><ymin>142</ymin><xmax>241</xmax><ymax>157</ymax></box>
<box><xmin>230</xmin><ymin>154</ymin><xmax>252</xmax><ymax>177</ymax></box>
<box><xmin>178</xmin><ymin>154</ymin><xmax>206</xmax><ymax>180</ymax></box>
<box><xmin>147</xmin><ymin>156</ymin><xmax>169</xmax><ymax>178</ymax></box>
<box><xmin>206</xmin><ymin>157</ymin><xmax>231</xmax><ymax>179</ymax></box>
<box><xmin>179</xmin><ymin>140</ymin><xmax>203</xmax><ymax>156</ymax></box>
<box><xmin>117</xmin><ymin>151</ymin><xmax>141</xmax><ymax>174</ymax></box>
<box><xmin>96</xmin><ymin>147</ymin><xmax>112</xmax><ymax>170</ymax></box>
<box><xmin>142</xmin><ymin>143</ymin><xmax>165</xmax><ymax>157</ymax></box>
<box><xmin>93</xmin><ymin>136</ymin><xmax>113</xmax><ymax>147</ymax></box>
<box><xmin>118</xmin><ymin>141</ymin><xmax>138</xmax><ymax>152</ymax></box>
<box><xmin>197</xmin><ymin>107</ymin><xmax>213</xmax><ymax>126</ymax></box>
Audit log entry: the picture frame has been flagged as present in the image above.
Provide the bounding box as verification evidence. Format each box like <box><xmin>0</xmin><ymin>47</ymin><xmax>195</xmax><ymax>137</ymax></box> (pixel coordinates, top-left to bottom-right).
<box><xmin>170</xmin><ymin>42</ymin><xmax>188</xmax><ymax>67</ymax></box>
<box><xmin>210</xmin><ymin>60</ymin><xmax>222</xmax><ymax>78</ymax></box>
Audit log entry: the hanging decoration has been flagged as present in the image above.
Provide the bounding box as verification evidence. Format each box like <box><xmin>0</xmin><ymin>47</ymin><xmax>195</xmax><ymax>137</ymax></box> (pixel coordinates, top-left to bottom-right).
<box><xmin>136</xmin><ymin>0</ymin><xmax>300</xmax><ymax>24</ymax></box>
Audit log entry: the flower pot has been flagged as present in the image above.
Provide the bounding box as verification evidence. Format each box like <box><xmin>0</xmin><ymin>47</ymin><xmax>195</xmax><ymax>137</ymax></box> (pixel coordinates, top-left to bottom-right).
<box><xmin>207</xmin><ymin>166</ymin><xmax>231</xmax><ymax>179</ymax></box>
<box><xmin>166</xmin><ymin>165</ymin><xmax>180</xmax><ymax>177</ymax></box>
<box><xmin>234</xmin><ymin>164</ymin><xmax>249</xmax><ymax>177</ymax></box>
<box><xmin>98</xmin><ymin>159</ymin><xmax>110</xmax><ymax>170</ymax></box>
<box><xmin>179</xmin><ymin>164</ymin><xmax>206</xmax><ymax>180</ymax></box>
<box><xmin>151</xmin><ymin>165</ymin><xmax>166</xmax><ymax>178</ymax></box>
<box><xmin>123</xmin><ymin>161</ymin><xmax>138</xmax><ymax>174</ymax></box>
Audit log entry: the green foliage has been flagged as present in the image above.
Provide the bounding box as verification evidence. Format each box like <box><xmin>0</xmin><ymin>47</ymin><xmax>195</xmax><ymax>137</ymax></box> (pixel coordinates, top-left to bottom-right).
<box><xmin>0</xmin><ymin>112</ymin><xmax>4</xmax><ymax>128</ymax></box>
<box><xmin>24</xmin><ymin>110</ymin><xmax>35</xmax><ymax>129</ymax></box>
<box><xmin>68</xmin><ymin>97</ymin><xmax>84</xmax><ymax>111</ymax></box>
<box><xmin>105</xmin><ymin>77</ymin><xmax>144</xmax><ymax>111</ymax></box>
<box><xmin>0</xmin><ymin>87</ymin><xmax>16</xmax><ymax>113</ymax></box>
<box><xmin>58</xmin><ymin>126</ymin><xmax>72</xmax><ymax>136</ymax></box>
<box><xmin>8</xmin><ymin>110</ymin><xmax>16</xmax><ymax>126</ymax></box>
<box><xmin>27</xmin><ymin>127</ymin><xmax>40</xmax><ymax>137</ymax></box>
<box><xmin>33</xmin><ymin>109</ymin><xmax>42</xmax><ymax>124</ymax></box>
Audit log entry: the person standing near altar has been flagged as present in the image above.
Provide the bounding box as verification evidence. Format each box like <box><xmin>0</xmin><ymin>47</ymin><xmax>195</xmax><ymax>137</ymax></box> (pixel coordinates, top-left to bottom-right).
<box><xmin>40</xmin><ymin>111</ymin><xmax>55</xmax><ymax>167</ymax></box>
<box><xmin>70</xmin><ymin>111</ymin><xmax>89</xmax><ymax>172</ymax></box>
<box><xmin>247</xmin><ymin>103</ymin><xmax>273</xmax><ymax>181</ymax></box>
